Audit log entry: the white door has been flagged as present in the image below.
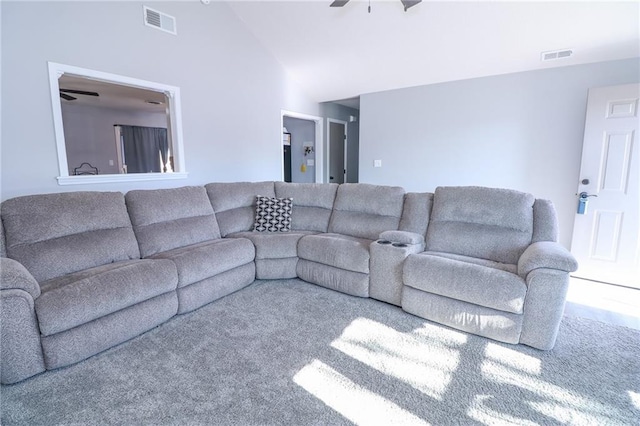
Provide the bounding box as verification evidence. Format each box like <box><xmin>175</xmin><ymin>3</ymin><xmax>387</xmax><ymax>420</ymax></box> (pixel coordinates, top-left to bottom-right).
<box><xmin>570</xmin><ymin>83</ymin><xmax>640</xmax><ymax>288</ymax></box>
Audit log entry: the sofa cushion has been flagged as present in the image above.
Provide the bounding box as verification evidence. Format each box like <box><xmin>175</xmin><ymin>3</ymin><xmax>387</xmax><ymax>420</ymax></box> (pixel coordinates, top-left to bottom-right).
<box><xmin>150</xmin><ymin>238</ymin><xmax>255</xmax><ymax>288</ymax></box>
<box><xmin>425</xmin><ymin>186</ymin><xmax>535</xmax><ymax>264</ymax></box>
<box><xmin>255</xmin><ymin>258</ymin><xmax>298</xmax><ymax>280</ymax></box>
<box><xmin>176</xmin><ymin>263</ymin><xmax>256</xmax><ymax>313</ymax></box>
<box><xmin>424</xmin><ymin>251</ymin><xmax>517</xmax><ymax>274</ymax></box>
<box><xmin>403</xmin><ymin>253</ymin><xmax>527</xmax><ymax>314</ymax></box>
<box><xmin>328</xmin><ymin>183</ymin><xmax>405</xmax><ymax>240</ymax></box>
<box><xmin>36</xmin><ymin>259</ymin><xmax>178</xmax><ymax>336</ymax></box>
<box><xmin>402</xmin><ymin>287</ymin><xmax>523</xmax><ymax>344</ymax></box>
<box><xmin>0</xmin><ymin>215</ymin><xmax>6</xmax><ymax>258</ymax></box>
<box><xmin>126</xmin><ymin>186</ymin><xmax>221</xmax><ymax>258</ymax></box>
<box><xmin>297</xmin><ymin>260</ymin><xmax>370</xmax><ymax>297</ymax></box>
<box><xmin>230</xmin><ymin>231</ymin><xmax>315</xmax><ymax>260</ymax></box>
<box><xmin>274</xmin><ymin>182</ymin><xmax>338</xmax><ymax>232</ymax></box>
<box><xmin>206</xmin><ymin>182</ymin><xmax>276</xmax><ymax>237</ymax></box>
<box><xmin>298</xmin><ymin>233</ymin><xmax>371</xmax><ymax>274</ymax></box>
<box><xmin>41</xmin><ymin>292</ymin><xmax>178</xmax><ymax>370</ymax></box>
<box><xmin>398</xmin><ymin>192</ymin><xmax>434</xmax><ymax>237</ymax></box>
<box><xmin>532</xmin><ymin>199</ymin><xmax>559</xmax><ymax>243</ymax></box>
<box><xmin>1</xmin><ymin>192</ymin><xmax>140</xmax><ymax>282</ymax></box>
<box><xmin>253</xmin><ymin>196</ymin><xmax>292</xmax><ymax>232</ymax></box>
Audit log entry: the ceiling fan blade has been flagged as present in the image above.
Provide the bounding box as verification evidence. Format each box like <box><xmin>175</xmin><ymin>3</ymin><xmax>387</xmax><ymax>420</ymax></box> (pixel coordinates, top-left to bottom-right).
<box><xmin>401</xmin><ymin>0</ymin><xmax>421</xmax><ymax>11</ymax></box>
<box><xmin>330</xmin><ymin>0</ymin><xmax>350</xmax><ymax>7</ymax></box>
<box><xmin>60</xmin><ymin>93</ymin><xmax>76</xmax><ymax>101</ymax></box>
<box><xmin>60</xmin><ymin>89</ymin><xmax>99</xmax><ymax>97</ymax></box>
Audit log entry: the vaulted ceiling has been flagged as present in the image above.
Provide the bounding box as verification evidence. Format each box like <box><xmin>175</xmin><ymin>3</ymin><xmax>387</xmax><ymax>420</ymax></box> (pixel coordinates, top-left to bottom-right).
<box><xmin>228</xmin><ymin>1</ymin><xmax>640</xmax><ymax>105</ymax></box>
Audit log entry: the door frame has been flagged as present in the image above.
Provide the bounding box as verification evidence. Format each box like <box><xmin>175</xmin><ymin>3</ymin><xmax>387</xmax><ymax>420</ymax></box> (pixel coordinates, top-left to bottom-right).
<box><xmin>327</xmin><ymin>118</ymin><xmax>348</xmax><ymax>184</ymax></box>
<box><xmin>281</xmin><ymin>110</ymin><xmax>323</xmax><ymax>183</ymax></box>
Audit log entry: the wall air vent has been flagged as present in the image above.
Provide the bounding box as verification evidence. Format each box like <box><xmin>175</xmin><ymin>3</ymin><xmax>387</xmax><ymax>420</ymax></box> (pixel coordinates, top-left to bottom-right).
<box><xmin>541</xmin><ymin>49</ymin><xmax>573</xmax><ymax>62</ymax></box>
<box><xmin>143</xmin><ymin>6</ymin><xmax>177</xmax><ymax>35</ymax></box>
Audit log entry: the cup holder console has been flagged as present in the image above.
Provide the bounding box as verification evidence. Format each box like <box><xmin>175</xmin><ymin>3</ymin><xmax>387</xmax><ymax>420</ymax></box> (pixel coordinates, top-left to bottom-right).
<box><xmin>377</xmin><ymin>240</ymin><xmax>408</xmax><ymax>248</ymax></box>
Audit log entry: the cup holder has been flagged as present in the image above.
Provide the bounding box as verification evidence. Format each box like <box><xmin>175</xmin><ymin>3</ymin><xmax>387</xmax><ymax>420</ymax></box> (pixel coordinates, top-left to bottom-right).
<box><xmin>392</xmin><ymin>243</ymin><xmax>407</xmax><ymax>248</ymax></box>
<box><xmin>377</xmin><ymin>240</ymin><xmax>392</xmax><ymax>245</ymax></box>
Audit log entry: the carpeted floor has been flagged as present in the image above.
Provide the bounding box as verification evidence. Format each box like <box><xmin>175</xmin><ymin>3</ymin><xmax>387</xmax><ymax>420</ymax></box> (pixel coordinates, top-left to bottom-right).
<box><xmin>2</xmin><ymin>279</ymin><xmax>639</xmax><ymax>425</ymax></box>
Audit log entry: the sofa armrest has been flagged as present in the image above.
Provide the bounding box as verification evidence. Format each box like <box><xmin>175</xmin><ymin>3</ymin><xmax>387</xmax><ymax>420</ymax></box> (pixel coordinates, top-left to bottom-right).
<box><xmin>518</xmin><ymin>242</ymin><xmax>578</xmax><ymax>278</ymax></box>
<box><xmin>379</xmin><ymin>230</ymin><xmax>425</xmax><ymax>246</ymax></box>
<box><xmin>1</xmin><ymin>257</ymin><xmax>46</xmax><ymax>384</ymax></box>
<box><xmin>1</xmin><ymin>257</ymin><xmax>40</xmax><ymax>299</ymax></box>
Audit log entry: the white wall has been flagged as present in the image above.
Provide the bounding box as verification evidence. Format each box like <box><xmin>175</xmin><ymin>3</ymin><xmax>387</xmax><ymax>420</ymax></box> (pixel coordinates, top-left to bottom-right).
<box><xmin>359</xmin><ymin>58</ymin><xmax>640</xmax><ymax>248</ymax></box>
<box><xmin>1</xmin><ymin>1</ymin><xmax>318</xmax><ymax>200</ymax></box>
<box><xmin>62</xmin><ymin>103</ymin><xmax>167</xmax><ymax>175</ymax></box>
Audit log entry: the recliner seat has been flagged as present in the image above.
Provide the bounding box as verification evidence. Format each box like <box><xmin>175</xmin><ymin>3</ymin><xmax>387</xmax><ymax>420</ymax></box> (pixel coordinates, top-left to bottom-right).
<box><xmin>125</xmin><ymin>186</ymin><xmax>255</xmax><ymax>314</ymax></box>
<box><xmin>297</xmin><ymin>183</ymin><xmax>405</xmax><ymax>297</ymax></box>
<box><xmin>401</xmin><ymin>186</ymin><xmax>577</xmax><ymax>349</ymax></box>
<box><xmin>1</xmin><ymin>192</ymin><xmax>179</xmax><ymax>375</ymax></box>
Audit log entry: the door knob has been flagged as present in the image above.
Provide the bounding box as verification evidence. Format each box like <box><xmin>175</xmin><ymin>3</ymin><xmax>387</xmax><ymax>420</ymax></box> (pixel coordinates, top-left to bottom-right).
<box><xmin>579</xmin><ymin>192</ymin><xmax>597</xmax><ymax>199</ymax></box>
<box><xmin>577</xmin><ymin>192</ymin><xmax>597</xmax><ymax>214</ymax></box>
<box><xmin>578</xmin><ymin>192</ymin><xmax>597</xmax><ymax>214</ymax></box>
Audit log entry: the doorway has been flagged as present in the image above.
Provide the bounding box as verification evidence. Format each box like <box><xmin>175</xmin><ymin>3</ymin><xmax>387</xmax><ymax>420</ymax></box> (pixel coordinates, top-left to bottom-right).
<box><xmin>328</xmin><ymin>119</ymin><xmax>347</xmax><ymax>184</ymax></box>
<box><xmin>281</xmin><ymin>111</ymin><xmax>323</xmax><ymax>183</ymax></box>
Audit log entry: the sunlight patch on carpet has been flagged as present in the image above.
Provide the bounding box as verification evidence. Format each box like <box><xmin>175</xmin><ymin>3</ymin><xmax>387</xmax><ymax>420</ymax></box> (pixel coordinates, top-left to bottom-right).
<box><xmin>466</xmin><ymin>395</ymin><xmax>539</xmax><ymax>426</ymax></box>
<box><xmin>412</xmin><ymin>321</ymin><xmax>469</xmax><ymax>346</ymax></box>
<box><xmin>483</xmin><ymin>342</ymin><xmax>541</xmax><ymax>375</ymax></box>
<box><xmin>330</xmin><ymin>317</ymin><xmax>460</xmax><ymax>399</ymax></box>
<box><xmin>481</xmin><ymin>358</ymin><xmax>629</xmax><ymax>424</ymax></box>
<box><xmin>293</xmin><ymin>359</ymin><xmax>429</xmax><ymax>426</ymax></box>
<box><xmin>629</xmin><ymin>391</ymin><xmax>640</xmax><ymax>409</ymax></box>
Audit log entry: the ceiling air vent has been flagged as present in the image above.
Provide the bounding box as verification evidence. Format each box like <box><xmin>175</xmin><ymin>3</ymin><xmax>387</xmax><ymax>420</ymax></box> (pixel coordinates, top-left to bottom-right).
<box><xmin>541</xmin><ymin>49</ymin><xmax>573</xmax><ymax>62</ymax></box>
<box><xmin>143</xmin><ymin>6</ymin><xmax>176</xmax><ymax>35</ymax></box>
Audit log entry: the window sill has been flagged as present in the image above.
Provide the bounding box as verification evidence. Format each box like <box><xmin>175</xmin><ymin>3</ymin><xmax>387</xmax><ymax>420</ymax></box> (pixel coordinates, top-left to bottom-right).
<box><xmin>57</xmin><ymin>172</ymin><xmax>188</xmax><ymax>186</ymax></box>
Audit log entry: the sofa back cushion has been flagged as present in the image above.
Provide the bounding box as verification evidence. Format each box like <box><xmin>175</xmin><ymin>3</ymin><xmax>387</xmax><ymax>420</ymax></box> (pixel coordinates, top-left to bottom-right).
<box><xmin>206</xmin><ymin>182</ymin><xmax>275</xmax><ymax>237</ymax></box>
<box><xmin>126</xmin><ymin>186</ymin><xmax>221</xmax><ymax>257</ymax></box>
<box><xmin>274</xmin><ymin>182</ymin><xmax>338</xmax><ymax>232</ymax></box>
<box><xmin>1</xmin><ymin>192</ymin><xmax>140</xmax><ymax>282</ymax></box>
<box><xmin>328</xmin><ymin>183</ymin><xmax>405</xmax><ymax>240</ymax></box>
<box><xmin>398</xmin><ymin>192</ymin><xmax>434</xmax><ymax>237</ymax></box>
<box><xmin>532</xmin><ymin>199</ymin><xmax>559</xmax><ymax>243</ymax></box>
<box><xmin>425</xmin><ymin>186</ymin><xmax>535</xmax><ymax>264</ymax></box>
<box><xmin>0</xmin><ymin>215</ymin><xmax>6</xmax><ymax>258</ymax></box>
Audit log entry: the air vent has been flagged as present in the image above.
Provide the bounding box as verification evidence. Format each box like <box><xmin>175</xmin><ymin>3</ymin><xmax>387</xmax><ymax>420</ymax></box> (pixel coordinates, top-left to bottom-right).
<box><xmin>143</xmin><ymin>6</ymin><xmax>176</xmax><ymax>35</ymax></box>
<box><xmin>541</xmin><ymin>49</ymin><xmax>573</xmax><ymax>62</ymax></box>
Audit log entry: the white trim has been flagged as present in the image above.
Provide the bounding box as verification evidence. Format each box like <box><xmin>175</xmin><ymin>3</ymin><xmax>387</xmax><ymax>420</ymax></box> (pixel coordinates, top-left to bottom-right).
<box><xmin>281</xmin><ymin>110</ymin><xmax>324</xmax><ymax>183</ymax></box>
<box><xmin>327</xmin><ymin>118</ymin><xmax>348</xmax><ymax>184</ymax></box>
<box><xmin>57</xmin><ymin>172</ymin><xmax>188</xmax><ymax>186</ymax></box>
<box><xmin>48</xmin><ymin>62</ymin><xmax>187</xmax><ymax>185</ymax></box>
<box><xmin>114</xmin><ymin>126</ymin><xmax>124</xmax><ymax>173</ymax></box>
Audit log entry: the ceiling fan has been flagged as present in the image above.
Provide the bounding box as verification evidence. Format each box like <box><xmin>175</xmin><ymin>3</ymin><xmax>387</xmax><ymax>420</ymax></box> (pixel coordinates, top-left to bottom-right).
<box><xmin>330</xmin><ymin>0</ymin><xmax>422</xmax><ymax>12</ymax></box>
<box><xmin>59</xmin><ymin>88</ymin><xmax>100</xmax><ymax>101</ymax></box>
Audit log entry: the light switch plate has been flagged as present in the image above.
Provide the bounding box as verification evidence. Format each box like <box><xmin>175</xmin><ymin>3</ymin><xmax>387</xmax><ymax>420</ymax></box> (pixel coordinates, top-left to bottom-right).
<box><xmin>374</xmin><ymin>160</ymin><xmax>382</xmax><ymax>167</ymax></box>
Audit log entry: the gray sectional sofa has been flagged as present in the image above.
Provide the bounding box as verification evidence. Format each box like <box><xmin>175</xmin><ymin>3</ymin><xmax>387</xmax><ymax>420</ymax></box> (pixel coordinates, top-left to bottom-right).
<box><xmin>0</xmin><ymin>182</ymin><xmax>578</xmax><ymax>384</ymax></box>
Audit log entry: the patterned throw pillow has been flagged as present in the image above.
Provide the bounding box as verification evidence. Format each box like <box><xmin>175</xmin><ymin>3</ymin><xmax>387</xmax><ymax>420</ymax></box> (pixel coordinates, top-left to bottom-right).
<box><xmin>253</xmin><ymin>196</ymin><xmax>293</xmax><ymax>232</ymax></box>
